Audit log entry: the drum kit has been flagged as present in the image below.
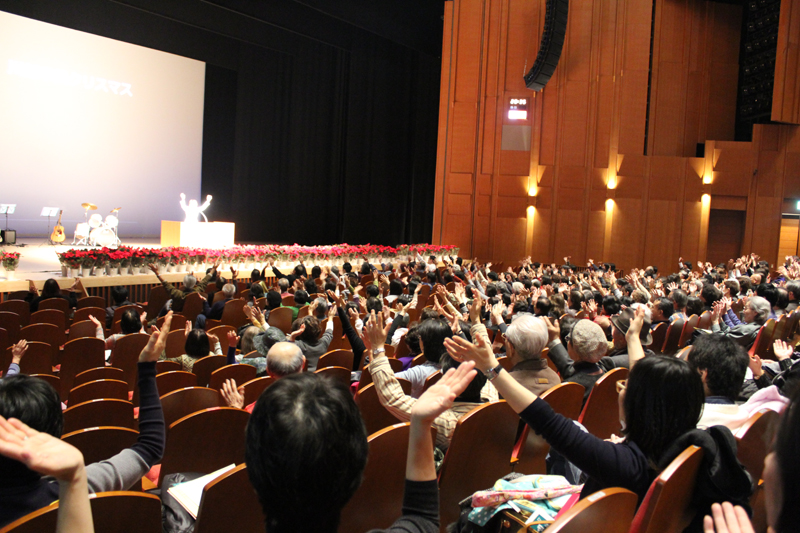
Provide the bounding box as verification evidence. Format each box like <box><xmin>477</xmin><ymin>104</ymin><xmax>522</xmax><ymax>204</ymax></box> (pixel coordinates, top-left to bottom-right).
<box><xmin>73</xmin><ymin>203</ymin><xmax>122</xmax><ymax>247</ymax></box>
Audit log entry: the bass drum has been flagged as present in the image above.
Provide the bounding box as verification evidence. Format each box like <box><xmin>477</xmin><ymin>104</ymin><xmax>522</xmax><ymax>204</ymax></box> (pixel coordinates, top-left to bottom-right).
<box><xmin>90</xmin><ymin>227</ymin><xmax>116</xmax><ymax>247</ymax></box>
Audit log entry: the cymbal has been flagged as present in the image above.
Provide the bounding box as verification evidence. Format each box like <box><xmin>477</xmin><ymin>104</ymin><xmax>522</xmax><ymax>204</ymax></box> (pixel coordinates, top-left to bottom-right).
<box><xmin>110</xmin><ymin>207</ymin><xmax>122</xmax><ymax>213</ymax></box>
<box><xmin>81</xmin><ymin>203</ymin><xmax>97</xmax><ymax>210</ymax></box>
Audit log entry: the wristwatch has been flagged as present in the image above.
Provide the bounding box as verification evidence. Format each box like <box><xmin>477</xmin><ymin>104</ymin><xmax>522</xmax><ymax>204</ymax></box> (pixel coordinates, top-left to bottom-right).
<box><xmin>483</xmin><ymin>363</ymin><xmax>504</xmax><ymax>381</ymax></box>
<box><xmin>372</xmin><ymin>348</ymin><xmax>386</xmax><ymax>356</ymax></box>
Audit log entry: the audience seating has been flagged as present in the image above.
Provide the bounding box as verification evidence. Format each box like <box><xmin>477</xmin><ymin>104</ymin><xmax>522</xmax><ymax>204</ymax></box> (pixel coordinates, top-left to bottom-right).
<box><xmin>194</xmin><ymin>464</ymin><xmax>263</xmax><ymax>533</ymax></box>
<box><xmin>181</xmin><ymin>293</ymin><xmax>205</xmax><ymax>325</ymax></box>
<box><xmin>73</xmin><ymin>366</ymin><xmax>124</xmax><ymax>388</ymax></box>
<box><xmin>1</xmin><ymin>491</ymin><xmax>162</xmax><ymax>533</ymax></box>
<box><xmin>76</xmin><ymin>295</ymin><xmax>106</xmax><ymax>309</ymax></box>
<box><xmin>37</xmin><ymin>298</ymin><xmax>69</xmax><ymax>314</ymax></box>
<box><xmin>111</xmin><ymin>304</ymin><xmax>145</xmax><ymax>327</ymax></box>
<box><xmin>156</xmin><ymin>360</ymin><xmax>182</xmax><ymax>374</ymax></box>
<box><xmin>325</xmin><ymin>315</ymin><xmax>345</xmax><ymax>350</ymax></box>
<box><xmin>145</xmin><ymin>285</ymin><xmax>169</xmax><ymax>319</ymax></box>
<box><xmin>438</xmin><ymin>401</ymin><xmax>519</xmax><ymax>532</ymax></box>
<box><xmin>29</xmin><ymin>374</ymin><xmax>60</xmax><ymax>391</ymax></box>
<box><xmin>314</xmin><ymin>365</ymin><xmax>351</xmax><ymax>387</ymax></box>
<box><xmin>280</xmin><ymin>295</ymin><xmax>295</xmax><ymax>306</ymax></box>
<box><xmin>68</xmin><ymin>379</ymin><xmax>129</xmax><ymax>406</ymax></box>
<box><xmin>4</xmin><ymin>290</ymin><xmax>29</xmax><ymax>301</ymax></box>
<box><xmin>164</xmin><ymin>329</ymin><xmax>187</xmax><ymax>359</ymax></box>
<box><xmin>421</xmin><ymin>370</ymin><xmax>443</xmax><ymax>394</ymax></box>
<box><xmin>157</xmin><ymin>312</ymin><xmax>188</xmax><ymax>332</ymax></box>
<box><xmin>675</xmin><ymin>346</ymin><xmax>692</xmax><ymax>360</ymax></box>
<box><xmin>677</xmin><ymin>315</ymin><xmax>699</xmax><ymax>349</ymax></box>
<box><xmin>68</xmin><ymin>320</ymin><xmax>98</xmax><ymax>341</ymax></box>
<box><xmin>157</xmin><ymin>407</ymin><xmax>250</xmax><ymax>486</ymax></box>
<box><xmin>61</xmin><ymin>426</ymin><xmax>139</xmax><ymax>465</ymax></box>
<box><xmin>19</xmin><ymin>324</ymin><xmax>62</xmax><ymax>353</ymax></box>
<box><xmin>192</xmin><ymin>355</ymin><xmax>227</xmax><ymax>387</ymax></box>
<box><xmin>356</xmin><ymin>358</ymin><xmax>404</xmax><ymax>390</ymax></box>
<box><xmin>317</xmin><ymin>349</ymin><xmax>354</xmax><ymax>370</ymax></box>
<box><xmin>339</xmin><ymin>423</ymin><xmax>411</xmax><ymax>532</ymax></box>
<box><xmin>58</xmin><ymin>338</ymin><xmax>105</xmax><ymax>401</ymax></box>
<box><xmin>240</xmin><ymin>376</ymin><xmax>275</xmax><ymax>407</ymax></box>
<box><xmin>160</xmin><ymin>386</ymin><xmax>221</xmax><ymax>427</ymax></box>
<box><xmin>749</xmin><ymin>319</ymin><xmax>775</xmax><ymax>358</ymax></box>
<box><xmin>628</xmin><ymin>445</ymin><xmax>704</xmax><ymax>533</ymax></box>
<box><xmin>0</xmin><ymin>328</ymin><xmax>8</xmax><ymax>360</ymax></box>
<box><xmin>208</xmin><ymin>364</ymin><xmax>256</xmax><ymax>391</ymax></box>
<box><xmin>697</xmin><ymin>311</ymin><xmax>713</xmax><ymax>331</ymax></box>
<box><xmin>736</xmin><ymin>409</ymin><xmax>779</xmax><ymax>482</ymax></box>
<box><xmin>63</xmin><ymin>398</ymin><xmax>135</xmax><ymax>433</ymax></box>
<box><xmin>578</xmin><ymin>367</ymin><xmax>629</xmax><ymax>440</ymax></box>
<box><xmin>109</xmin><ymin>333</ymin><xmax>150</xmax><ymax>390</ymax></box>
<box><xmin>649</xmin><ymin>322</ymin><xmax>668</xmax><ymax>354</ymax></box>
<box><xmin>2</xmin><ymin>340</ymin><xmax>53</xmax><ymax>376</ymax></box>
<box><xmin>513</xmin><ymin>382</ymin><xmax>585</xmax><ymax>474</ymax></box>
<box><xmin>72</xmin><ymin>306</ymin><xmax>106</xmax><ymax>326</ymax></box>
<box><xmin>207</xmin><ymin>325</ymin><xmax>235</xmax><ymax>353</ymax></box>
<box><xmin>156</xmin><ymin>371</ymin><xmax>198</xmax><ymax>396</ymax></box>
<box><xmin>0</xmin><ymin>299</ymin><xmax>30</xmax><ymax>327</ymax></box>
<box><xmin>354</xmin><ymin>381</ymin><xmax>412</xmax><ymax>435</ymax></box>
<box><xmin>661</xmin><ymin>317</ymin><xmax>684</xmax><ymax>355</ymax></box>
<box><xmin>219</xmin><ymin>299</ymin><xmax>248</xmax><ymax>328</ymax></box>
<box><xmin>410</xmin><ymin>353</ymin><xmax>426</xmax><ymax>368</ymax></box>
<box><xmin>267</xmin><ymin>306</ymin><xmax>293</xmax><ymax>334</ymax></box>
<box><xmin>0</xmin><ymin>311</ymin><xmax>21</xmax><ymax>344</ymax></box>
<box><xmin>30</xmin><ymin>309</ymin><xmax>67</xmax><ymax>333</ymax></box>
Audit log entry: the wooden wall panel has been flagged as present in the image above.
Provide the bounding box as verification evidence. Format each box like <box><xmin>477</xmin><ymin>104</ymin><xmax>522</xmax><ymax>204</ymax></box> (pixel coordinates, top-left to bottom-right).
<box><xmin>773</xmin><ymin>0</ymin><xmax>800</xmax><ymax>124</ymax></box>
<box><xmin>609</xmin><ymin>198</ymin><xmax>643</xmax><ymax>268</ymax></box>
<box><xmin>644</xmin><ymin>200</ymin><xmax>679</xmax><ymax>270</ymax></box>
<box><xmin>493</xmin><ymin>217</ymin><xmax>527</xmax><ymax>262</ymax></box>
<box><xmin>779</xmin><ymin>217</ymin><xmax>800</xmax><ymax>259</ymax></box>
<box><xmin>450</xmin><ymin>102</ymin><xmax>478</xmax><ymax>173</ymax></box>
<box><xmin>454</xmin><ymin>0</ymin><xmax>485</xmax><ymax>102</ymax></box>
<box><xmin>618</xmin><ymin>70</ymin><xmax>649</xmax><ymax>155</ymax></box>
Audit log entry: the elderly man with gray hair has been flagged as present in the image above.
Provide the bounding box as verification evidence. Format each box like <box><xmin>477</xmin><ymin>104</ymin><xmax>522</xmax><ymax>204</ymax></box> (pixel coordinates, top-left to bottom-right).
<box><xmin>505</xmin><ymin>315</ymin><xmax>561</xmax><ymax>395</ymax></box>
<box><xmin>711</xmin><ymin>295</ymin><xmax>771</xmax><ymax>349</ymax></box>
<box><xmin>195</xmin><ymin>282</ymin><xmax>237</xmax><ymax>329</ymax></box>
<box><xmin>544</xmin><ymin>317</ymin><xmax>610</xmax><ymax>404</ymax></box>
<box><xmin>221</xmin><ymin>342</ymin><xmax>306</xmax><ymax>413</ymax></box>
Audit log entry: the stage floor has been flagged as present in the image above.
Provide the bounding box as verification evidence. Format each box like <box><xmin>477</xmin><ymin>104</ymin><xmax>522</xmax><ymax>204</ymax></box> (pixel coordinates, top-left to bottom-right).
<box><xmin>1</xmin><ymin>238</ymin><xmax>161</xmax><ymax>281</ymax></box>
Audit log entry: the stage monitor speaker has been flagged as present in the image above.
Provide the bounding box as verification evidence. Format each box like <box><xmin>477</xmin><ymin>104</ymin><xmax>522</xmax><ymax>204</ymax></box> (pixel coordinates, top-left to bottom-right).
<box><xmin>524</xmin><ymin>0</ymin><xmax>569</xmax><ymax>91</ymax></box>
<box><xmin>1</xmin><ymin>230</ymin><xmax>16</xmax><ymax>245</ymax></box>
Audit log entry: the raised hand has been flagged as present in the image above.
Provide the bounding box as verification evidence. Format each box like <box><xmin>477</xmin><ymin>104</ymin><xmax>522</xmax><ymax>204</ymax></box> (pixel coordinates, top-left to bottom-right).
<box><xmin>0</xmin><ymin>416</ymin><xmax>85</xmax><ymax>483</ymax></box>
<box><xmin>147</xmin><ymin>263</ymin><xmax>159</xmax><ymax>275</ymax></box>
<box><xmin>773</xmin><ymin>339</ymin><xmax>794</xmax><ymax>361</ymax></box>
<box><xmin>221</xmin><ymin>379</ymin><xmax>245</xmax><ymax>410</ymax></box>
<box><xmin>289</xmin><ymin>324</ymin><xmax>306</xmax><ymax>341</ymax></box>
<box><xmin>88</xmin><ymin>314</ymin><xmax>102</xmax><ymax>327</ymax></box>
<box><xmin>184</xmin><ymin>320</ymin><xmax>192</xmax><ymax>337</ymax></box>
<box><xmin>139</xmin><ymin>311</ymin><xmax>172</xmax><ymax>363</ymax></box>
<box><xmin>10</xmin><ymin>340</ymin><xmax>27</xmax><ymax>365</ymax></box>
<box><xmin>227</xmin><ymin>330</ymin><xmax>240</xmax><ymax>349</ymax></box>
<box><xmin>444</xmin><ymin>331</ymin><xmax>497</xmax><ymax>371</ymax></box>
<box><xmin>702</xmin><ymin>502</ymin><xmax>754</xmax><ymax>533</ymax></box>
<box><xmin>410</xmin><ymin>361</ymin><xmax>477</xmax><ymax>422</ymax></box>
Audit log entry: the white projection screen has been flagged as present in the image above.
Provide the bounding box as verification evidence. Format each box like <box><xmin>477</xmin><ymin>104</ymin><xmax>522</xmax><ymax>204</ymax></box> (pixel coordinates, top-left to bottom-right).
<box><xmin>0</xmin><ymin>10</ymin><xmax>205</xmax><ymax>238</ymax></box>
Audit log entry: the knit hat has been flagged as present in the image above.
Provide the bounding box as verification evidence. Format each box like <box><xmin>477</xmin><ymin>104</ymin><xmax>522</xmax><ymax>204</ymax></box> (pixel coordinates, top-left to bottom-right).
<box><xmin>252</xmin><ymin>327</ymin><xmax>287</xmax><ymax>356</ymax></box>
<box><xmin>571</xmin><ymin>319</ymin><xmax>608</xmax><ymax>363</ymax></box>
<box><xmin>610</xmin><ymin>308</ymin><xmax>653</xmax><ymax>345</ymax></box>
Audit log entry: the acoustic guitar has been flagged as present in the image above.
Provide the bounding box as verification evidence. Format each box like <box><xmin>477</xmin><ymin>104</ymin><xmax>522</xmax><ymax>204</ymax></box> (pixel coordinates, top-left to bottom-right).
<box><xmin>51</xmin><ymin>210</ymin><xmax>66</xmax><ymax>242</ymax></box>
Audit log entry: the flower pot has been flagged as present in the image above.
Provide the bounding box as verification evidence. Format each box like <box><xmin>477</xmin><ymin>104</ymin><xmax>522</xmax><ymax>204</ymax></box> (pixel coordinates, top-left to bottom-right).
<box><xmin>81</xmin><ymin>267</ymin><xmax>92</xmax><ymax>277</ymax></box>
<box><xmin>4</xmin><ymin>269</ymin><xmax>15</xmax><ymax>281</ymax></box>
<box><xmin>130</xmin><ymin>266</ymin><xmax>140</xmax><ymax>275</ymax></box>
<box><xmin>61</xmin><ymin>265</ymin><xmax>68</xmax><ymax>277</ymax></box>
<box><xmin>108</xmin><ymin>267</ymin><xmax>119</xmax><ymax>276</ymax></box>
<box><xmin>177</xmin><ymin>263</ymin><xmax>186</xmax><ymax>272</ymax></box>
<box><xmin>158</xmin><ymin>265</ymin><xmax>167</xmax><ymax>275</ymax></box>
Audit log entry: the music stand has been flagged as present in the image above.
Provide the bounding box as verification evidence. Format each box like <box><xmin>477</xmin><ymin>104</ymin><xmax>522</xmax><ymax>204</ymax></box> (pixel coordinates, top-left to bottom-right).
<box><xmin>40</xmin><ymin>207</ymin><xmax>60</xmax><ymax>246</ymax></box>
<box><xmin>0</xmin><ymin>204</ymin><xmax>15</xmax><ymax>246</ymax></box>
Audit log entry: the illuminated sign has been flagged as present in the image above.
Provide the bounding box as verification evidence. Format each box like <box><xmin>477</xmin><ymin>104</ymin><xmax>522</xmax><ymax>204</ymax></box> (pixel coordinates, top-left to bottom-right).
<box><xmin>508</xmin><ymin>97</ymin><xmax>528</xmax><ymax>120</ymax></box>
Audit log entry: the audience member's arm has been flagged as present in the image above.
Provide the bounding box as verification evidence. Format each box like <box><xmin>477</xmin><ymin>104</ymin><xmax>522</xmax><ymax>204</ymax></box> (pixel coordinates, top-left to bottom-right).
<box><xmin>330</xmin><ymin>291</ymin><xmax>367</xmax><ymax>370</ymax></box>
<box><xmin>226</xmin><ymin>330</ymin><xmax>239</xmax><ymax>365</ymax></box>
<box><xmin>542</xmin><ymin>317</ymin><xmax>576</xmax><ymax>378</ymax></box>
<box><xmin>0</xmin><ymin>416</ymin><xmax>93</xmax><ymax>533</ymax></box>
<box><xmin>626</xmin><ymin>307</ymin><xmax>646</xmax><ymax>372</ymax></box>
<box><xmin>221</xmin><ymin>379</ymin><xmax>245</xmax><ymax>409</ymax></box>
<box><xmin>703</xmin><ymin>502</ymin><xmax>754</xmax><ymax>533</ymax></box>
<box><xmin>4</xmin><ymin>340</ymin><xmax>27</xmax><ymax>379</ymax></box>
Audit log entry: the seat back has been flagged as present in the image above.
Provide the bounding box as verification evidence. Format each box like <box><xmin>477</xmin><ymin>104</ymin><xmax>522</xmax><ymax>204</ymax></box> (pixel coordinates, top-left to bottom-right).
<box><xmin>63</xmin><ymin>398</ymin><xmax>135</xmax><ymax>433</ymax></box>
<box><xmin>72</xmin><ymin>306</ymin><xmax>106</xmax><ymax>325</ymax></box>
<box><xmin>220</xmin><ymin>299</ymin><xmax>248</xmax><ymax>328</ymax></box>
<box><xmin>73</xmin><ymin>366</ymin><xmax>125</xmax><ymax>388</ymax></box>
<box><xmin>181</xmin><ymin>292</ymin><xmax>205</xmax><ymax>324</ymax></box>
<box><xmin>109</xmin><ymin>333</ymin><xmax>150</xmax><ymax>390</ymax></box>
<box><xmin>68</xmin><ymin>379</ymin><xmax>129</xmax><ymax>406</ymax></box>
<box><xmin>578</xmin><ymin>367</ymin><xmax>629</xmax><ymax>440</ymax></box>
<box><xmin>314</xmin><ymin>365</ymin><xmax>351</xmax><ymax>388</ymax></box>
<box><xmin>649</xmin><ymin>322</ymin><xmax>668</xmax><ymax>354</ymax></box>
<box><xmin>267</xmin><ymin>306</ymin><xmax>294</xmax><ymax>334</ymax></box>
<box><xmin>2</xmin><ymin>341</ymin><xmax>53</xmax><ymax>376</ymax></box>
<box><xmin>697</xmin><ymin>311</ymin><xmax>713</xmax><ymax>331</ymax></box>
<box><xmin>146</xmin><ymin>284</ymin><xmax>170</xmax><ymax>319</ymax></box>
<box><xmin>629</xmin><ymin>446</ymin><xmax>704</xmax><ymax>533</ymax></box>
<box><xmin>158</xmin><ymin>408</ymin><xmax>250</xmax><ymax>485</ymax></box>
<box><xmin>59</xmin><ymin>337</ymin><xmax>105</xmax><ymax>401</ymax></box>
<box><xmin>19</xmin><ymin>323</ymin><xmax>62</xmax><ymax>352</ymax></box>
<box><xmin>354</xmin><ymin>381</ymin><xmax>411</xmax><ymax>435</ymax></box>
<box><xmin>0</xmin><ymin>311</ymin><xmax>21</xmax><ymax>344</ymax></box>
<box><xmin>0</xmin><ymin>299</ymin><xmax>30</xmax><ymax>327</ymax></box>
<box><xmin>194</xmin><ymin>464</ymin><xmax>263</xmax><ymax>533</ymax></box>
<box><xmin>157</xmin><ymin>312</ymin><xmax>188</xmax><ymax>332</ymax></box>
<box><xmin>156</xmin><ymin>360</ymin><xmax>183</xmax><ymax>374</ymax></box>
<box><xmin>207</xmin><ymin>325</ymin><xmax>235</xmax><ymax>353</ymax></box>
<box><xmin>38</xmin><ymin>298</ymin><xmax>69</xmax><ymax>314</ymax></box>
<box><xmin>241</xmin><ymin>376</ymin><xmax>275</xmax><ymax>407</ymax></box>
<box><xmin>661</xmin><ymin>318</ymin><xmax>685</xmax><ymax>355</ymax></box>
<box><xmin>208</xmin><ymin>364</ymin><xmax>257</xmax><ymax>391</ymax></box>
<box><xmin>77</xmin><ymin>295</ymin><xmax>106</xmax><ymax>309</ymax></box>
<box><xmin>326</xmin><ymin>315</ymin><xmax>345</xmax><ymax>350</ymax></box>
<box><xmin>339</xmin><ymin>423</ymin><xmax>411</xmax><ymax>532</ymax></box>
<box><xmin>438</xmin><ymin>401</ymin><xmax>519</xmax><ymax>531</ymax></box>
<box><xmin>540</xmin><ymin>487</ymin><xmax>638</xmax><ymax>533</ymax></box>
<box><xmin>156</xmin><ymin>371</ymin><xmax>199</xmax><ymax>396</ymax></box>
<box><xmin>160</xmin><ymin>386</ymin><xmax>221</xmax><ymax>427</ymax></box>
<box><xmin>30</xmin><ymin>309</ymin><xmax>66</xmax><ymax>333</ymax></box>
<box><xmin>677</xmin><ymin>315</ymin><xmax>699</xmax><ymax>349</ymax></box>
<box><xmin>29</xmin><ymin>373</ymin><xmax>60</xmax><ymax>392</ymax></box>
<box><xmin>68</xmin><ymin>319</ymin><xmax>99</xmax><ymax>340</ymax></box>
<box><xmin>749</xmin><ymin>319</ymin><xmax>776</xmax><ymax>358</ymax></box>
<box><xmin>736</xmin><ymin>409</ymin><xmax>779</xmax><ymax>482</ymax></box>
<box><xmin>421</xmin><ymin>370</ymin><xmax>443</xmax><ymax>394</ymax></box>
<box><xmin>514</xmin><ymin>382</ymin><xmax>585</xmax><ymax>474</ymax></box>
<box><xmin>165</xmin><ymin>329</ymin><xmax>187</xmax><ymax>359</ymax></box>
<box><xmin>61</xmin><ymin>426</ymin><xmax>139</xmax><ymax>465</ymax></box>
<box><xmin>317</xmin><ymin>349</ymin><xmax>354</xmax><ymax>370</ymax></box>
<box><xmin>192</xmin><ymin>355</ymin><xmax>227</xmax><ymax>387</ymax></box>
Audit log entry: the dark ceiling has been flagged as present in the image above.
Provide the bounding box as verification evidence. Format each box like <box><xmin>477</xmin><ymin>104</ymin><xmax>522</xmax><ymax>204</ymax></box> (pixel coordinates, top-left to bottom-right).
<box><xmin>286</xmin><ymin>0</ymin><xmax>445</xmax><ymax>56</ymax></box>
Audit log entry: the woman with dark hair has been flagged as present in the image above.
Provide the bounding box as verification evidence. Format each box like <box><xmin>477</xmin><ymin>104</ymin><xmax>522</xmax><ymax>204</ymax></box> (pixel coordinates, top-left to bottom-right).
<box><xmin>289</xmin><ymin>305</ymin><xmax>336</xmax><ymax>371</ymax></box>
<box><xmin>160</xmin><ymin>322</ymin><xmax>222</xmax><ymax>373</ymax></box>
<box><xmin>395</xmin><ymin>318</ymin><xmax>451</xmax><ymax>398</ymax></box>
<box><xmin>26</xmin><ymin>278</ymin><xmax>85</xmax><ymax>312</ymax></box>
<box><xmin>89</xmin><ymin>308</ymin><xmax>146</xmax><ymax>350</ymax></box>
<box><xmin>445</xmin><ymin>306</ymin><xmax>750</xmax><ymax>519</ymax></box>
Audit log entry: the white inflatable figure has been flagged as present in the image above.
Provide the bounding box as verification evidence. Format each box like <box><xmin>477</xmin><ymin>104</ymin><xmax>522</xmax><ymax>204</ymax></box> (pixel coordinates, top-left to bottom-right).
<box><xmin>180</xmin><ymin>193</ymin><xmax>212</xmax><ymax>223</ymax></box>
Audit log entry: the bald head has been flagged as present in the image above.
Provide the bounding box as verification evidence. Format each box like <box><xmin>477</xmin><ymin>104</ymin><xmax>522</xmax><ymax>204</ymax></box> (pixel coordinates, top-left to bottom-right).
<box><xmin>266</xmin><ymin>342</ymin><xmax>305</xmax><ymax>378</ymax></box>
